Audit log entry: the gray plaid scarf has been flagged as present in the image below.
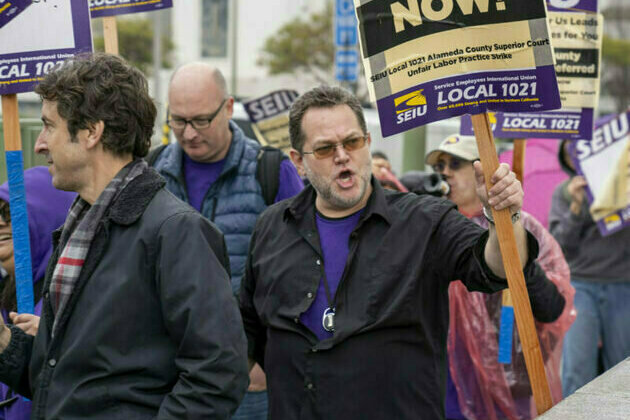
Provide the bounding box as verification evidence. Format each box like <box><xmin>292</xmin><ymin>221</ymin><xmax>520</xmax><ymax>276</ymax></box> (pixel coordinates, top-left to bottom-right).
<box><xmin>49</xmin><ymin>159</ymin><xmax>148</xmax><ymax>337</ymax></box>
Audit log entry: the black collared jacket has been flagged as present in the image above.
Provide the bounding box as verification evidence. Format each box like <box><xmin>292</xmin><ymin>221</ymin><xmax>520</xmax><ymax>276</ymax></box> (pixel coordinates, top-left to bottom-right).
<box><xmin>240</xmin><ymin>179</ymin><xmax>538</xmax><ymax>420</ymax></box>
<box><xmin>0</xmin><ymin>168</ymin><xmax>249</xmax><ymax>419</ymax></box>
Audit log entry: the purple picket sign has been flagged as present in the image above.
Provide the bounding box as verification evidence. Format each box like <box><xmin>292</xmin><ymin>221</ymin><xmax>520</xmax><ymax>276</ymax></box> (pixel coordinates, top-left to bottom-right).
<box><xmin>456</xmin><ymin>2</ymin><xmax>601</xmax><ymax>141</ymax></box>
<box><xmin>546</xmin><ymin>0</ymin><xmax>598</xmax><ymax>13</ymax></box>
<box><xmin>377</xmin><ymin>66</ymin><xmax>561</xmax><ymax>138</ymax></box>
<box><xmin>567</xmin><ymin>110</ymin><xmax>630</xmax><ymax>236</ymax></box>
<box><xmin>242</xmin><ymin>89</ymin><xmax>299</xmax><ymax>153</ymax></box>
<box><xmin>243</xmin><ymin>90</ymin><xmax>299</xmax><ymax>123</ymax></box>
<box><xmin>89</xmin><ymin>0</ymin><xmax>173</xmax><ymax>19</ymax></box>
<box><xmin>460</xmin><ymin>108</ymin><xmax>594</xmax><ymax>140</ymax></box>
<box><xmin>355</xmin><ymin>0</ymin><xmax>562</xmax><ymax>138</ymax></box>
<box><xmin>0</xmin><ymin>0</ymin><xmax>31</xmax><ymax>29</ymax></box>
<box><xmin>0</xmin><ymin>0</ymin><xmax>92</xmax><ymax>95</ymax></box>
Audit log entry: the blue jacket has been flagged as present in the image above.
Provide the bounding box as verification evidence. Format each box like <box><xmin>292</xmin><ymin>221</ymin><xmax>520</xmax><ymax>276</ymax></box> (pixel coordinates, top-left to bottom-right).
<box><xmin>152</xmin><ymin>122</ymin><xmax>267</xmax><ymax>294</ymax></box>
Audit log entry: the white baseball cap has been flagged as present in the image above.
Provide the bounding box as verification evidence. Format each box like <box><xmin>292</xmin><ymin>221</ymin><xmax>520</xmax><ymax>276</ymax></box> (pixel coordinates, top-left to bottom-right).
<box><xmin>425</xmin><ymin>135</ymin><xmax>479</xmax><ymax>166</ymax></box>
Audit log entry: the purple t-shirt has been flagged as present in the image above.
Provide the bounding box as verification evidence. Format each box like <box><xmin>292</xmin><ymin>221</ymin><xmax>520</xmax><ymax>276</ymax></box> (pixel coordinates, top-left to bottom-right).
<box><xmin>183</xmin><ymin>154</ymin><xmax>303</xmax><ymax>212</ymax></box>
<box><xmin>300</xmin><ymin>209</ymin><xmax>363</xmax><ymax>340</ymax></box>
<box><xmin>275</xmin><ymin>160</ymin><xmax>305</xmax><ymax>202</ymax></box>
<box><xmin>183</xmin><ymin>154</ymin><xmax>224</xmax><ymax>212</ymax></box>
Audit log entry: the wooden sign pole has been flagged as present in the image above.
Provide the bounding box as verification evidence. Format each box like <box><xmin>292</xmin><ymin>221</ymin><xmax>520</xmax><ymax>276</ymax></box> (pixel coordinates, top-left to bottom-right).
<box><xmin>500</xmin><ymin>138</ymin><xmax>527</xmax><ymax>301</ymax></box>
<box><xmin>103</xmin><ymin>16</ymin><xmax>119</xmax><ymax>55</ymax></box>
<box><xmin>471</xmin><ymin>113</ymin><xmax>553</xmax><ymax>415</ymax></box>
<box><xmin>1</xmin><ymin>95</ymin><xmax>21</xmax><ymax>151</ymax></box>
<box><xmin>513</xmin><ymin>138</ymin><xmax>527</xmax><ymax>185</ymax></box>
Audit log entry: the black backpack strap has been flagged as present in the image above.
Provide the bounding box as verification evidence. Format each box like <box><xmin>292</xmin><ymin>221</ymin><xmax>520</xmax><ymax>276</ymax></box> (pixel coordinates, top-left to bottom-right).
<box><xmin>146</xmin><ymin>144</ymin><xmax>168</xmax><ymax>167</ymax></box>
<box><xmin>256</xmin><ymin>146</ymin><xmax>288</xmax><ymax>206</ymax></box>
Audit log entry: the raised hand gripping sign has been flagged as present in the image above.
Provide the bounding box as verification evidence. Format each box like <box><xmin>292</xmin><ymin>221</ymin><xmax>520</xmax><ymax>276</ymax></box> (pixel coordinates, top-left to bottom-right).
<box><xmin>354</xmin><ymin>0</ymin><xmax>561</xmax><ymax>137</ymax></box>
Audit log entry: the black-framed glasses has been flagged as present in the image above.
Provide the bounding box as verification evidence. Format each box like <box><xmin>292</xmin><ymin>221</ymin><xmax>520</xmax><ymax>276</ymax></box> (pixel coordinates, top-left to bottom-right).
<box><xmin>167</xmin><ymin>98</ymin><xmax>227</xmax><ymax>131</ymax></box>
<box><xmin>432</xmin><ymin>157</ymin><xmax>469</xmax><ymax>173</ymax></box>
<box><xmin>302</xmin><ymin>135</ymin><xmax>368</xmax><ymax>159</ymax></box>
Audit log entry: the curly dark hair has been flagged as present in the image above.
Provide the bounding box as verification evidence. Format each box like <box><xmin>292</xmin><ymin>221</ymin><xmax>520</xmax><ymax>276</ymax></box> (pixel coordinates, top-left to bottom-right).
<box><xmin>34</xmin><ymin>53</ymin><xmax>156</xmax><ymax>158</ymax></box>
<box><xmin>288</xmin><ymin>85</ymin><xmax>367</xmax><ymax>153</ymax></box>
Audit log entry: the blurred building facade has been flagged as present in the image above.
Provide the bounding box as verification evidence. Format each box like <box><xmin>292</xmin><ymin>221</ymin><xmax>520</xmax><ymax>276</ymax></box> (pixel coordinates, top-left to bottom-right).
<box><xmin>171</xmin><ymin>0</ymin><xmax>328</xmax><ymax>98</ymax></box>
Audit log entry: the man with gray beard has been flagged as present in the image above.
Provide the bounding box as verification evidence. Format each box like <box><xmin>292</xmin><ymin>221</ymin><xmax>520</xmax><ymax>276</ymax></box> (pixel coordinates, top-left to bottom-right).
<box><xmin>239</xmin><ymin>86</ymin><xmax>538</xmax><ymax>419</ymax></box>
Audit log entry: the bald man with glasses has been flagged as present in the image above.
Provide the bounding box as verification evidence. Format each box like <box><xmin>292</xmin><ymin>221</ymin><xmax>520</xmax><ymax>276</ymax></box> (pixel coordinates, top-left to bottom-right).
<box><xmin>150</xmin><ymin>63</ymin><xmax>304</xmax><ymax>420</ymax></box>
<box><xmin>239</xmin><ymin>86</ymin><xmax>540</xmax><ymax>420</ymax></box>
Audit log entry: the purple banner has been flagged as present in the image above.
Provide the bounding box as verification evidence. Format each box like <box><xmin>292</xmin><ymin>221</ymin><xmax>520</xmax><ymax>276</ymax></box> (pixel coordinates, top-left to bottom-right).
<box><xmin>89</xmin><ymin>0</ymin><xmax>173</xmax><ymax>19</ymax></box>
<box><xmin>546</xmin><ymin>0</ymin><xmax>598</xmax><ymax>13</ymax></box>
<box><xmin>0</xmin><ymin>0</ymin><xmax>92</xmax><ymax>95</ymax></box>
<box><xmin>0</xmin><ymin>0</ymin><xmax>31</xmax><ymax>29</ymax></box>
<box><xmin>568</xmin><ymin>110</ymin><xmax>630</xmax><ymax>236</ymax></box>
<box><xmin>377</xmin><ymin>66</ymin><xmax>561</xmax><ymax>138</ymax></box>
<box><xmin>460</xmin><ymin>108</ymin><xmax>593</xmax><ymax>140</ymax></box>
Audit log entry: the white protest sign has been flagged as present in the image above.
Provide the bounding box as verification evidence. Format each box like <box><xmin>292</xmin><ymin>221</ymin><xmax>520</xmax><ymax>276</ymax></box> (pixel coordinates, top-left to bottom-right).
<box><xmin>0</xmin><ymin>0</ymin><xmax>92</xmax><ymax>95</ymax></box>
<box><xmin>569</xmin><ymin>110</ymin><xmax>630</xmax><ymax>235</ymax></box>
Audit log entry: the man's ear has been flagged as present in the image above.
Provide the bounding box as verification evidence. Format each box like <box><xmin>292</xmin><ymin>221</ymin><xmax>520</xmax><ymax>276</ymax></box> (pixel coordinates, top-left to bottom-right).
<box><xmin>289</xmin><ymin>148</ymin><xmax>306</xmax><ymax>177</ymax></box>
<box><xmin>225</xmin><ymin>96</ymin><xmax>235</xmax><ymax>120</ymax></box>
<box><xmin>84</xmin><ymin>121</ymin><xmax>105</xmax><ymax>149</ymax></box>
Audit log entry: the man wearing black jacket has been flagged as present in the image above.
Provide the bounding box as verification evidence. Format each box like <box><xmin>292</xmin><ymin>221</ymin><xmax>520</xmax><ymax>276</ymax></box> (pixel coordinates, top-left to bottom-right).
<box><xmin>240</xmin><ymin>86</ymin><xmax>539</xmax><ymax>419</ymax></box>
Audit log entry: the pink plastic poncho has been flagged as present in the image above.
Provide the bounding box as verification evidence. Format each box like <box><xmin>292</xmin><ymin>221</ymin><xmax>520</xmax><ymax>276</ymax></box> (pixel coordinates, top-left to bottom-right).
<box><xmin>448</xmin><ymin>211</ymin><xmax>576</xmax><ymax>420</ymax></box>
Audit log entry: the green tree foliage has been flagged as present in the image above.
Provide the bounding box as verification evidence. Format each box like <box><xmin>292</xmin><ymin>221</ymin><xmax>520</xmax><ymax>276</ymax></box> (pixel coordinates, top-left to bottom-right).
<box><xmin>602</xmin><ymin>36</ymin><xmax>630</xmax><ymax>66</ymax></box>
<box><xmin>94</xmin><ymin>18</ymin><xmax>173</xmax><ymax>75</ymax></box>
<box><xmin>258</xmin><ymin>2</ymin><xmax>334</xmax><ymax>83</ymax></box>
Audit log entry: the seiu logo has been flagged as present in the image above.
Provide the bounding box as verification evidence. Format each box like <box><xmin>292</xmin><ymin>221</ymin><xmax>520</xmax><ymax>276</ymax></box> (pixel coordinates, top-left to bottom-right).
<box><xmin>395</xmin><ymin>90</ymin><xmax>427</xmax><ymax>124</ymax></box>
<box><xmin>604</xmin><ymin>214</ymin><xmax>622</xmax><ymax>230</ymax></box>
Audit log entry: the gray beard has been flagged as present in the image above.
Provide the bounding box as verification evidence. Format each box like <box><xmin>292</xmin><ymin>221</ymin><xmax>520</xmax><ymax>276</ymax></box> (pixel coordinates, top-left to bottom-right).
<box><xmin>304</xmin><ymin>164</ymin><xmax>371</xmax><ymax>210</ymax></box>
